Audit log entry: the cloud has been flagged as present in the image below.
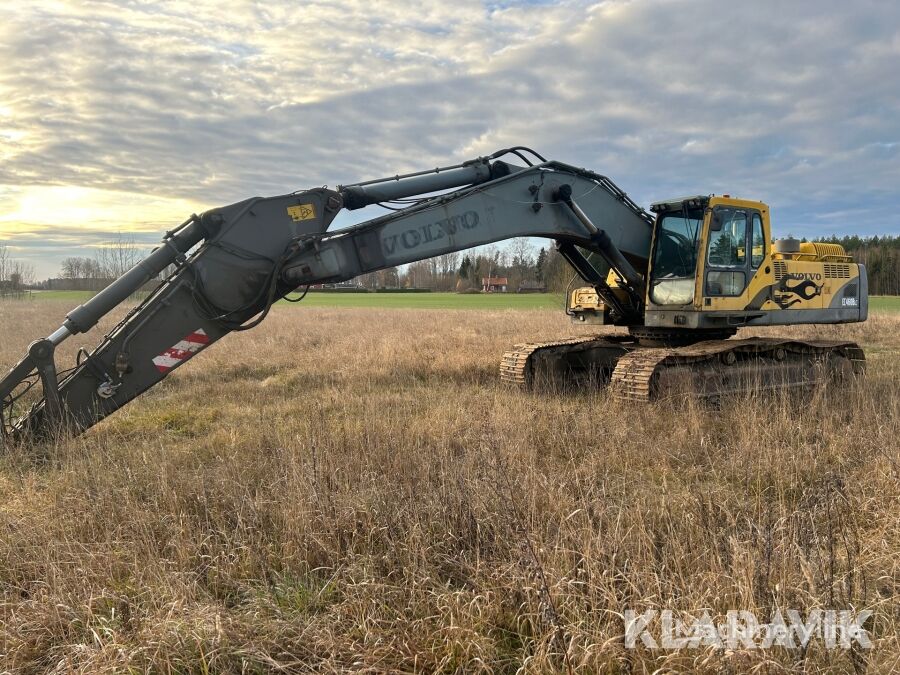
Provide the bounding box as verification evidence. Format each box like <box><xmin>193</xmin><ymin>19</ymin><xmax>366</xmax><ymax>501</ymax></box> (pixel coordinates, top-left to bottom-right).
<box><xmin>0</xmin><ymin>0</ymin><xmax>898</xmax><ymax>276</ymax></box>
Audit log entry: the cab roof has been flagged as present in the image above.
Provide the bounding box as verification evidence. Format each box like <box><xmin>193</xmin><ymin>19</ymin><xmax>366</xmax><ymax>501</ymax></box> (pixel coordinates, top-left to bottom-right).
<box><xmin>650</xmin><ymin>195</ymin><xmax>767</xmax><ymax>213</ymax></box>
<box><xmin>649</xmin><ymin>196</ymin><xmax>709</xmax><ymax>213</ymax></box>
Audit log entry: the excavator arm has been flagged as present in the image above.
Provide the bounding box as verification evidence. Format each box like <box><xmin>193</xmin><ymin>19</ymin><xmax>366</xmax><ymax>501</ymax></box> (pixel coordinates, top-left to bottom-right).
<box><xmin>0</xmin><ymin>148</ymin><xmax>653</xmax><ymax>444</ymax></box>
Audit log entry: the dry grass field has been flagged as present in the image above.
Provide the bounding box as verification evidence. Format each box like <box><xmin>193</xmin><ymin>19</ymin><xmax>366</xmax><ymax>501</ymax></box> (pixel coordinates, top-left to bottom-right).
<box><xmin>0</xmin><ymin>299</ymin><xmax>898</xmax><ymax>673</ymax></box>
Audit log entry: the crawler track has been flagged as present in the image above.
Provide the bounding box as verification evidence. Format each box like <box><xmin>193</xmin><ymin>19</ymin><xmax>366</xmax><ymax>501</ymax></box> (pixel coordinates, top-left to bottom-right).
<box><xmin>611</xmin><ymin>338</ymin><xmax>865</xmax><ymax>402</ymax></box>
<box><xmin>502</xmin><ymin>335</ymin><xmax>865</xmax><ymax>401</ymax></box>
<box><xmin>500</xmin><ymin>336</ymin><xmax>620</xmax><ymax>388</ymax></box>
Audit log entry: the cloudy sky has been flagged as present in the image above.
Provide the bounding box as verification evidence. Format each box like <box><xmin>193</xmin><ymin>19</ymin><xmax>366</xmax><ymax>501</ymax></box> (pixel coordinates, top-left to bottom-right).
<box><xmin>1</xmin><ymin>0</ymin><xmax>898</xmax><ymax>278</ymax></box>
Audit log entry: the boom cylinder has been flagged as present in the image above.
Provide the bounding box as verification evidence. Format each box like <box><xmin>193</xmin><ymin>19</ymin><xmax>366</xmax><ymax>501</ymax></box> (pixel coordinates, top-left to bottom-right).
<box><xmin>340</xmin><ymin>160</ymin><xmax>495</xmax><ymax>210</ymax></box>
<box><xmin>61</xmin><ymin>216</ymin><xmax>209</xmax><ymax>337</ymax></box>
<box><xmin>556</xmin><ymin>184</ymin><xmax>646</xmax><ymax>299</ymax></box>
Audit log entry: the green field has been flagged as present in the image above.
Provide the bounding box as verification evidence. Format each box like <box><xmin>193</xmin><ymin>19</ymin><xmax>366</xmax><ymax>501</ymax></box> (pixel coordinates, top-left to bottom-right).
<box><xmin>23</xmin><ymin>290</ymin><xmax>900</xmax><ymax>312</ymax></box>
<box><xmin>293</xmin><ymin>293</ymin><xmax>900</xmax><ymax>312</ymax></box>
<box><xmin>29</xmin><ymin>290</ymin><xmax>106</xmax><ymax>302</ymax></box>
<box><xmin>871</xmin><ymin>295</ymin><xmax>900</xmax><ymax>312</ymax></box>
<box><xmin>28</xmin><ymin>290</ymin><xmax>153</xmax><ymax>303</ymax></box>
<box><xmin>28</xmin><ymin>289</ymin><xmax>561</xmax><ymax>310</ymax></box>
<box><xmin>286</xmin><ymin>291</ymin><xmax>561</xmax><ymax>310</ymax></box>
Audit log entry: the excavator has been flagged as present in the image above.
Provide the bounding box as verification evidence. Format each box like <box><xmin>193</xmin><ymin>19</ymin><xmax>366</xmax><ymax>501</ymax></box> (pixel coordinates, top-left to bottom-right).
<box><xmin>0</xmin><ymin>147</ymin><xmax>867</xmax><ymax>445</ymax></box>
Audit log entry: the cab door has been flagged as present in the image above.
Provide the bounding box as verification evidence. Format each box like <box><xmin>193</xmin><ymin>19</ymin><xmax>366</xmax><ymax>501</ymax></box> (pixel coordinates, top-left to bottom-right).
<box><xmin>703</xmin><ymin>207</ymin><xmax>766</xmax><ymax>305</ymax></box>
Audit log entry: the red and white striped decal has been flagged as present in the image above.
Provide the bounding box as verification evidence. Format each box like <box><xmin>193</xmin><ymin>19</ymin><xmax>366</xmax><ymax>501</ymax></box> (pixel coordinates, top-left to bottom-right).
<box><xmin>152</xmin><ymin>329</ymin><xmax>210</xmax><ymax>373</ymax></box>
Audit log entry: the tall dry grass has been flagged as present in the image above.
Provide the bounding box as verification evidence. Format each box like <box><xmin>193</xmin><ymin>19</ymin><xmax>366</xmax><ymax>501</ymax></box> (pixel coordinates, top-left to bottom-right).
<box><xmin>0</xmin><ymin>300</ymin><xmax>898</xmax><ymax>673</ymax></box>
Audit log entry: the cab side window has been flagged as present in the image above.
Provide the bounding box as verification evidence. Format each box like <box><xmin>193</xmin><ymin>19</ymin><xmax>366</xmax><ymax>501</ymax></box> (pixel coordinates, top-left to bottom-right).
<box><xmin>705</xmin><ymin>208</ymin><xmax>748</xmax><ymax>297</ymax></box>
<box><xmin>706</xmin><ymin>210</ymin><xmax>747</xmax><ymax>267</ymax></box>
<box><xmin>750</xmin><ymin>213</ymin><xmax>765</xmax><ymax>268</ymax></box>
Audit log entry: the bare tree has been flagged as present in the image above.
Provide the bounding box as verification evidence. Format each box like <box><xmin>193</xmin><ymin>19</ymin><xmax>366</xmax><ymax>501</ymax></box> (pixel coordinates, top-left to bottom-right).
<box><xmin>0</xmin><ymin>243</ymin><xmax>8</xmax><ymax>284</ymax></box>
<box><xmin>8</xmin><ymin>260</ymin><xmax>34</xmax><ymax>290</ymax></box>
<box><xmin>95</xmin><ymin>233</ymin><xmax>142</xmax><ymax>278</ymax></box>
<box><xmin>437</xmin><ymin>252</ymin><xmax>459</xmax><ymax>276</ymax></box>
<box><xmin>376</xmin><ymin>267</ymin><xmax>400</xmax><ymax>289</ymax></box>
<box><xmin>0</xmin><ymin>246</ymin><xmax>35</xmax><ymax>294</ymax></box>
<box><xmin>509</xmin><ymin>238</ymin><xmax>535</xmax><ymax>268</ymax></box>
<box><xmin>356</xmin><ymin>271</ymin><xmax>378</xmax><ymax>289</ymax></box>
<box><xmin>507</xmin><ymin>238</ymin><xmax>536</xmax><ymax>290</ymax></box>
<box><xmin>435</xmin><ymin>252</ymin><xmax>460</xmax><ymax>289</ymax></box>
<box><xmin>61</xmin><ymin>256</ymin><xmax>92</xmax><ymax>279</ymax></box>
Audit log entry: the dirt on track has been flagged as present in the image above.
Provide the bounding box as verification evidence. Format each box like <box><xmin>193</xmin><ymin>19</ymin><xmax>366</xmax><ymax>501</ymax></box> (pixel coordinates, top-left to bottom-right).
<box><xmin>1</xmin><ymin>300</ymin><xmax>898</xmax><ymax>673</ymax></box>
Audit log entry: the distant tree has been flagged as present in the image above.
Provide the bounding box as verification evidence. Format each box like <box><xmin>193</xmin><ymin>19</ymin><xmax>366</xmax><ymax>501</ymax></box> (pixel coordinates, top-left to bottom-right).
<box><xmin>404</xmin><ymin>259</ymin><xmax>435</xmax><ymax>289</ymax></box>
<box><xmin>0</xmin><ymin>248</ymin><xmax>35</xmax><ymax>293</ymax></box>
<box><xmin>10</xmin><ymin>260</ymin><xmax>34</xmax><ymax>288</ymax></box>
<box><xmin>400</xmin><ymin>252</ymin><xmax>464</xmax><ymax>291</ymax></box>
<box><xmin>436</xmin><ymin>252</ymin><xmax>459</xmax><ymax>277</ymax></box>
<box><xmin>509</xmin><ymin>239</ymin><xmax>534</xmax><ymax>269</ymax></box>
<box><xmin>535</xmin><ymin>247</ymin><xmax>547</xmax><ymax>281</ymax></box>
<box><xmin>506</xmin><ymin>239</ymin><xmax>535</xmax><ymax>290</ymax></box>
<box><xmin>60</xmin><ymin>257</ymin><xmax>79</xmax><ymax>279</ymax></box>
<box><xmin>60</xmin><ymin>256</ymin><xmax>97</xmax><ymax>279</ymax></box>
<box><xmin>95</xmin><ymin>233</ymin><xmax>141</xmax><ymax>278</ymax></box>
<box><xmin>458</xmin><ymin>256</ymin><xmax>471</xmax><ymax>279</ymax></box>
<box><xmin>468</xmin><ymin>256</ymin><xmax>484</xmax><ymax>289</ymax></box>
<box><xmin>0</xmin><ymin>243</ymin><xmax>8</xmax><ymax>285</ymax></box>
<box><xmin>356</xmin><ymin>271</ymin><xmax>378</xmax><ymax>289</ymax></box>
<box><xmin>376</xmin><ymin>266</ymin><xmax>399</xmax><ymax>288</ymax></box>
<box><xmin>540</xmin><ymin>246</ymin><xmax>584</xmax><ymax>293</ymax></box>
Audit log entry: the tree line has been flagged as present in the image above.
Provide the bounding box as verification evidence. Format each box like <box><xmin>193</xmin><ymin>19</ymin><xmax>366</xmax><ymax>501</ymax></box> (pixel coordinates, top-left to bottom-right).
<box><xmin>344</xmin><ymin>234</ymin><xmax>900</xmax><ymax>296</ymax></box>
<box><xmin>33</xmin><ymin>233</ymin><xmax>900</xmax><ymax>297</ymax></box>
<box><xmin>353</xmin><ymin>240</ymin><xmax>590</xmax><ymax>294</ymax></box>
<box><xmin>354</xmin><ymin>240</ymin><xmax>559</xmax><ymax>292</ymax></box>
<box><xmin>0</xmin><ymin>244</ymin><xmax>35</xmax><ymax>295</ymax></box>
<box><xmin>0</xmin><ymin>237</ymin><xmax>142</xmax><ymax>297</ymax></box>
<box><xmin>815</xmin><ymin>235</ymin><xmax>900</xmax><ymax>295</ymax></box>
<box><xmin>53</xmin><ymin>235</ymin><xmax>144</xmax><ymax>290</ymax></box>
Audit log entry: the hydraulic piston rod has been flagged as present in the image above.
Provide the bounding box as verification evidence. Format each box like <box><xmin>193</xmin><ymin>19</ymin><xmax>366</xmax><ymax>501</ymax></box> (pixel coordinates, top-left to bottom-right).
<box><xmin>339</xmin><ymin>159</ymin><xmax>496</xmax><ymax>210</ymax></box>
<box><xmin>60</xmin><ymin>215</ymin><xmax>209</xmax><ymax>338</ymax></box>
<box><xmin>555</xmin><ymin>183</ymin><xmax>646</xmax><ymax>302</ymax></box>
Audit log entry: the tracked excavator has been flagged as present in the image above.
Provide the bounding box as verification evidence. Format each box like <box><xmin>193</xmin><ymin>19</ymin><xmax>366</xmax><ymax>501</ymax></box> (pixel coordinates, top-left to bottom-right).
<box><xmin>1</xmin><ymin>147</ymin><xmax>867</xmax><ymax>445</ymax></box>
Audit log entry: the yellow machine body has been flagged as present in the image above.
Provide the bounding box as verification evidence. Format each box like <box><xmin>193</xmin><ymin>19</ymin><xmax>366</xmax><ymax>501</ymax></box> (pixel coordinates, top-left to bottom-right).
<box><xmin>569</xmin><ymin>196</ymin><xmax>868</xmax><ymax>330</ymax></box>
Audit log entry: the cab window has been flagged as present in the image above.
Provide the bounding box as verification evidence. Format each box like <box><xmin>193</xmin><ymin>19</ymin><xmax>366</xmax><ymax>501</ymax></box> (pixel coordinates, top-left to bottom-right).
<box><xmin>649</xmin><ymin>207</ymin><xmax>703</xmax><ymax>306</ymax></box>
<box><xmin>750</xmin><ymin>213</ymin><xmax>765</xmax><ymax>268</ymax></box>
<box><xmin>706</xmin><ymin>209</ymin><xmax>747</xmax><ymax>267</ymax></box>
<box><xmin>705</xmin><ymin>207</ymin><xmax>748</xmax><ymax>297</ymax></box>
<box><xmin>706</xmin><ymin>270</ymin><xmax>746</xmax><ymax>296</ymax></box>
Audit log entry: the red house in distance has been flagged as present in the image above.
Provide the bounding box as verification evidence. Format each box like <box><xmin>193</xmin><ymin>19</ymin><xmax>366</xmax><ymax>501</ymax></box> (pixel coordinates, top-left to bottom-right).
<box><xmin>481</xmin><ymin>276</ymin><xmax>508</xmax><ymax>293</ymax></box>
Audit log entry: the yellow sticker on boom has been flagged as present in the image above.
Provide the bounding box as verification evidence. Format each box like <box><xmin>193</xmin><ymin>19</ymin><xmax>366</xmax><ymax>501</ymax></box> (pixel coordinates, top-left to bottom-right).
<box><xmin>287</xmin><ymin>203</ymin><xmax>317</xmax><ymax>221</ymax></box>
